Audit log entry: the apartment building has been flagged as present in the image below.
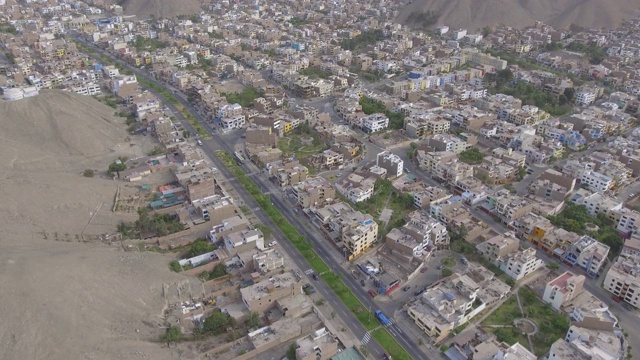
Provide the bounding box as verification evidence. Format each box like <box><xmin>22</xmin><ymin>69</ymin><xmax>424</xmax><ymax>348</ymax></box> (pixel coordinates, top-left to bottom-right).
<box><xmin>407</xmin><ymin>274</ymin><xmax>484</xmax><ymax>343</ymax></box>
<box><xmin>476</xmin><ymin>233</ymin><xmax>520</xmax><ymax>261</ymax></box>
<box><xmin>572</xmin><ymin>191</ymin><xmax>622</xmax><ymax>217</ymax></box>
<box><xmin>334</xmin><ymin>174</ymin><xmax>375</xmax><ymax>203</ymax></box>
<box><xmin>486</xmin><ymin>190</ymin><xmax>534</xmax><ymax>227</ymax></box>
<box><xmin>240</xmin><ymin>271</ymin><xmax>301</xmax><ymax>313</ymax></box>
<box><xmin>291</xmin><ymin>177</ymin><xmax>336</xmax><ymax>208</ymax></box>
<box><xmin>295</xmin><ymin>327</ymin><xmax>338</xmax><ymax>360</ymax></box>
<box><xmin>564</xmin><ymin>291</ymin><xmax>618</xmax><ymax>331</ymax></box>
<box><xmin>376</xmin><ymin>151</ymin><xmax>404</xmax><ymax>178</ymax></box>
<box><xmin>580</xmin><ymin>170</ymin><xmax>614</xmax><ymax>192</ymax></box>
<box><xmin>549</xmin><ymin>326</ymin><xmax>623</xmax><ymax>360</ymax></box>
<box><xmin>603</xmin><ymin>252</ymin><xmax>640</xmax><ymax>307</ymax></box>
<box><xmin>404</xmin><ymin>210</ymin><xmax>450</xmax><ymax>248</ymax></box>
<box><xmin>220</xmin><ymin>114</ymin><xmax>246</xmax><ymax>130</ymax></box>
<box><xmin>427</xmin><ymin>133</ymin><xmax>470</xmax><ymax>154</ymax></box>
<box><xmin>413</xmin><ymin>185</ymin><xmax>449</xmax><ymax>209</ymax></box>
<box><xmin>405</xmin><ymin>116</ymin><xmax>451</xmax><ymax>139</ymax></box>
<box><xmin>253</xmin><ymin>249</ymin><xmax>285</xmax><ymax>274</ymax></box>
<box><xmin>564</xmin><ymin>235</ymin><xmax>610</xmax><ymax>276</ymax></box>
<box><xmin>616</xmin><ymin>208</ymin><xmax>640</xmax><ymax>235</ymax></box>
<box><xmin>498</xmin><ymin>248</ymin><xmax>545</xmax><ymax>280</ymax></box>
<box><xmin>362</xmin><ymin>113</ymin><xmax>389</xmax><ymax>134</ymax></box>
<box><xmin>542</xmin><ymin>271</ymin><xmax>586</xmax><ymax>311</ymax></box>
<box><xmin>266</xmin><ymin>160</ymin><xmax>309</xmax><ymax>188</ymax></box>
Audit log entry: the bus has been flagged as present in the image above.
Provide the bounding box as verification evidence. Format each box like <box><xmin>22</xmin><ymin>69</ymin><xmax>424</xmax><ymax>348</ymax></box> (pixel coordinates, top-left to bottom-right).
<box><xmin>234</xmin><ymin>151</ymin><xmax>245</xmax><ymax>164</ymax></box>
<box><xmin>374</xmin><ymin>310</ymin><xmax>391</xmax><ymax>326</ymax></box>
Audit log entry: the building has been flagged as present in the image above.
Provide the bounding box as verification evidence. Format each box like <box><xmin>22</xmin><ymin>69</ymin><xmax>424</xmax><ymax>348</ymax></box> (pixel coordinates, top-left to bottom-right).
<box><xmin>240</xmin><ymin>271</ymin><xmax>301</xmax><ymax>313</ymax></box>
<box><xmin>560</xmin><ymin>325</ymin><xmax>623</xmax><ymax>360</ymax></box>
<box><xmin>476</xmin><ymin>233</ymin><xmax>520</xmax><ymax>261</ymax></box>
<box><xmin>362</xmin><ymin>113</ymin><xmax>389</xmax><ymax>133</ymax></box>
<box><xmin>579</xmin><ymin>170</ymin><xmax>614</xmax><ymax>192</ymax></box>
<box><xmin>498</xmin><ymin>248</ymin><xmax>545</xmax><ymax>281</ymax></box>
<box><xmin>603</xmin><ymin>253</ymin><xmax>640</xmax><ymax>307</ymax></box>
<box><xmin>564</xmin><ymin>235</ymin><xmax>610</xmax><ymax>276</ymax></box>
<box><xmin>542</xmin><ymin>271</ymin><xmax>586</xmax><ymax>311</ymax></box>
<box><xmin>295</xmin><ymin>327</ymin><xmax>338</xmax><ymax>360</ymax></box>
<box><xmin>291</xmin><ymin>177</ymin><xmax>336</xmax><ymax>208</ymax></box>
<box><xmin>223</xmin><ymin>228</ymin><xmax>265</xmax><ymax>254</ymax></box>
<box><xmin>564</xmin><ymin>291</ymin><xmax>618</xmax><ymax>331</ymax></box>
<box><xmin>334</xmin><ymin>174</ymin><xmax>375</xmax><ymax>203</ymax></box>
<box><xmin>407</xmin><ymin>274</ymin><xmax>485</xmax><ymax>343</ymax></box>
<box><xmin>428</xmin><ymin>133</ymin><xmax>471</xmax><ymax>154</ymax></box>
<box><xmin>376</xmin><ymin>151</ymin><xmax>404</xmax><ymax>178</ymax></box>
<box><xmin>253</xmin><ymin>249</ymin><xmax>285</xmax><ymax>274</ymax></box>
<box><xmin>266</xmin><ymin>160</ymin><xmax>309</xmax><ymax>188</ymax></box>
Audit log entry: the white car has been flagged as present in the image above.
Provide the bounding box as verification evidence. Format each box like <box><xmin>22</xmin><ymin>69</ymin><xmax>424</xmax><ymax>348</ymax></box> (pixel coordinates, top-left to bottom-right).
<box><xmin>268</xmin><ymin>241</ymin><xmax>277</xmax><ymax>247</ymax></box>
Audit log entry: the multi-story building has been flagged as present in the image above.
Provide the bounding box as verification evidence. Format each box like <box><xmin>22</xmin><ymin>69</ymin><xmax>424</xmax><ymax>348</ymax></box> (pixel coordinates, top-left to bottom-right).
<box><xmin>498</xmin><ymin>248</ymin><xmax>545</xmax><ymax>281</ymax></box>
<box><xmin>616</xmin><ymin>208</ymin><xmax>640</xmax><ymax>235</ymax></box>
<box><xmin>223</xmin><ymin>228</ymin><xmax>265</xmax><ymax>254</ymax></box>
<box><xmin>362</xmin><ymin>113</ymin><xmax>389</xmax><ymax>134</ymax></box>
<box><xmin>240</xmin><ymin>271</ymin><xmax>301</xmax><ymax>313</ymax></box>
<box><xmin>291</xmin><ymin>177</ymin><xmax>336</xmax><ymax>208</ymax></box>
<box><xmin>564</xmin><ymin>235</ymin><xmax>610</xmax><ymax>276</ymax></box>
<box><xmin>579</xmin><ymin>170</ymin><xmax>614</xmax><ymax>192</ymax></box>
<box><xmin>486</xmin><ymin>190</ymin><xmax>534</xmax><ymax>227</ymax></box>
<box><xmin>427</xmin><ymin>133</ymin><xmax>470</xmax><ymax>154</ymax></box>
<box><xmin>603</xmin><ymin>252</ymin><xmax>640</xmax><ymax>307</ymax></box>
<box><xmin>294</xmin><ymin>328</ymin><xmax>339</xmax><ymax>360</ymax></box>
<box><xmin>334</xmin><ymin>174</ymin><xmax>376</xmax><ymax>203</ymax></box>
<box><xmin>407</xmin><ymin>273</ymin><xmax>485</xmax><ymax>343</ymax></box>
<box><xmin>376</xmin><ymin>151</ymin><xmax>404</xmax><ymax>178</ymax></box>
<box><xmin>572</xmin><ymin>192</ymin><xmax>622</xmax><ymax>217</ymax></box>
<box><xmin>266</xmin><ymin>160</ymin><xmax>309</xmax><ymax>188</ymax></box>
<box><xmin>476</xmin><ymin>233</ymin><xmax>520</xmax><ymax>261</ymax></box>
<box><xmin>413</xmin><ymin>186</ymin><xmax>449</xmax><ymax>209</ymax></box>
<box><xmin>542</xmin><ymin>271</ymin><xmax>586</xmax><ymax>311</ymax></box>
<box><xmin>404</xmin><ymin>210</ymin><xmax>450</xmax><ymax>248</ymax></box>
<box><xmin>549</xmin><ymin>325</ymin><xmax>623</xmax><ymax>360</ymax></box>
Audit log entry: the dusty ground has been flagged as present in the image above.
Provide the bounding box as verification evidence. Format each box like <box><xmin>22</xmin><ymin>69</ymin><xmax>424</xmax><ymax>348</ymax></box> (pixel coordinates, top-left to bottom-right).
<box><xmin>0</xmin><ymin>91</ymin><xmax>198</xmax><ymax>360</ymax></box>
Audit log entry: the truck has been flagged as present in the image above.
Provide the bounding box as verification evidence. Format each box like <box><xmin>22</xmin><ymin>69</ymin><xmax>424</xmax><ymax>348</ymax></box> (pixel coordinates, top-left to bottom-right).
<box><xmin>374</xmin><ymin>310</ymin><xmax>391</xmax><ymax>326</ymax></box>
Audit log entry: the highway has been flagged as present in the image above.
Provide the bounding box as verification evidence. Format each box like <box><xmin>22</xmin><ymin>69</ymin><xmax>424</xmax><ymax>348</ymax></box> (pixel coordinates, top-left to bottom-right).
<box><xmin>71</xmin><ymin>35</ymin><xmax>430</xmax><ymax>359</ymax></box>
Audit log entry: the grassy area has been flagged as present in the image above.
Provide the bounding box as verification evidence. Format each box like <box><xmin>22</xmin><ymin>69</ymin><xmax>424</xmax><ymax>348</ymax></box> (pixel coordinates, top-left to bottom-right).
<box><xmin>351</xmin><ymin>179</ymin><xmax>414</xmax><ymax>237</ymax></box>
<box><xmin>372</xmin><ymin>328</ymin><xmax>412</xmax><ymax>360</ymax></box>
<box><xmin>276</xmin><ymin>132</ymin><xmax>327</xmax><ymax>160</ymax></box>
<box><xmin>481</xmin><ymin>288</ymin><xmax>570</xmax><ymax>356</ymax></box>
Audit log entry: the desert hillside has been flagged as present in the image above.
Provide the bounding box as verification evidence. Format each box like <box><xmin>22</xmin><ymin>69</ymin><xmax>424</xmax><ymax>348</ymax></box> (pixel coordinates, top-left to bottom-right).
<box><xmin>396</xmin><ymin>0</ymin><xmax>640</xmax><ymax>30</ymax></box>
<box><xmin>111</xmin><ymin>0</ymin><xmax>202</xmax><ymax>19</ymax></box>
<box><xmin>0</xmin><ymin>91</ymin><xmax>191</xmax><ymax>360</ymax></box>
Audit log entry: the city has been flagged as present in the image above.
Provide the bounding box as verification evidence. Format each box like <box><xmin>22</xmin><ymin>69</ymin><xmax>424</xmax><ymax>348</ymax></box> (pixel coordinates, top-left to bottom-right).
<box><xmin>3</xmin><ymin>1</ymin><xmax>640</xmax><ymax>360</ymax></box>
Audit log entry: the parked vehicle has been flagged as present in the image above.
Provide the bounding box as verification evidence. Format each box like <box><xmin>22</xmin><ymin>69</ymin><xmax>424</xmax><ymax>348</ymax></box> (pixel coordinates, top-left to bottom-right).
<box><xmin>374</xmin><ymin>310</ymin><xmax>391</xmax><ymax>326</ymax></box>
<box><xmin>402</xmin><ymin>285</ymin><xmax>411</xmax><ymax>291</ymax></box>
<box><xmin>368</xmin><ymin>289</ymin><xmax>376</xmax><ymax>297</ymax></box>
<box><xmin>312</xmin><ymin>273</ymin><xmax>319</xmax><ymax>281</ymax></box>
<box><xmin>420</xmin><ymin>267</ymin><xmax>428</xmax><ymax>273</ymax></box>
<box><xmin>268</xmin><ymin>241</ymin><xmax>277</xmax><ymax>247</ymax></box>
<box><xmin>360</xmin><ymin>280</ymin><xmax>366</xmax><ymax>286</ymax></box>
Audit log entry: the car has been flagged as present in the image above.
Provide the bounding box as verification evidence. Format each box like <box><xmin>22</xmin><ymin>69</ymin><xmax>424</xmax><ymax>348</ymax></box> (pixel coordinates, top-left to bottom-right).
<box><xmin>312</xmin><ymin>273</ymin><xmax>319</xmax><ymax>281</ymax></box>
<box><xmin>337</xmin><ymin>172</ymin><xmax>342</xmax><ymax>176</ymax></box>
<box><xmin>196</xmin><ymin>140</ymin><xmax>203</xmax><ymax>146</ymax></box>
<box><xmin>368</xmin><ymin>290</ymin><xmax>376</xmax><ymax>297</ymax></box>
<box><xmin>437</xmin><ymin>264</ymin><xmax>444</xmax><ymax>270</ymax></box>
<box><xmin>360</xmin><ymin>279</ymin><xmax>366</xmax><ymax>286</ymax></box>
<box><xmin>402</xmin><ymin>285</ymin><xmax>411</xmax><ymax>292</ymax></box>
<box><xmin>612</xmin><ymin>296</ymin><xmax>622</xmax><ymax>303</ymax></box>
<box><xmin>460</xmin><ymin>257</ymin><xmax>468</xmax><ymax>265</ymax></box>
<box><xmin>268</xmin><ymin>241</ymin><xmax>277</xmax><ymax>247</ymax></box>
<box><xmin>630</xmin><ymin>193</ymin><xmax>636</xmax><ymax>198</ymax></box>
<box><xmin>414</xmin><ymin>290</ymin><xmax>424</xmax><ymax>296</ymax></box>
<box><xmin>420</xmin><ymin>267</ymin><xmax>428</xmax><ymax>273</ymax></box>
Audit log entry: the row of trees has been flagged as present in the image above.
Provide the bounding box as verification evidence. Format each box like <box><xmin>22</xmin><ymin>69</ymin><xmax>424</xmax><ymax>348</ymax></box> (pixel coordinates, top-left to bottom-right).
<box><xmin>358</xmin><ymin>97</ymin><xmax>405</xmax><ymax>129</ymax></box>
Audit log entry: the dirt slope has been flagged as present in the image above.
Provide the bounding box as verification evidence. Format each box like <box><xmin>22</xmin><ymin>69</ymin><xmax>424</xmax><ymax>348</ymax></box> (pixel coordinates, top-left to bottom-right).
<box><xmin>0</xmin><ymin>91</ymin><xmax>192</xmax><ymax>360</ymax></box>
<box><xmin>396</xmin><ymin>0</ymin><xmax>640</xmax><ymax>30</ymax></box>
<box><xmin>118</xmin><ymin>0</ymin><xmax>202</xmax><ymax>19</ymax></box>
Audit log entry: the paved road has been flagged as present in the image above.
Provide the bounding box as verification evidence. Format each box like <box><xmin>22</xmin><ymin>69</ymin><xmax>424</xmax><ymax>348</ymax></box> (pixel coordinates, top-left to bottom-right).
<box><xmin>72</xmin><ymin>36</ymin><xmax>399</xmax><ymax>359</ymax></box>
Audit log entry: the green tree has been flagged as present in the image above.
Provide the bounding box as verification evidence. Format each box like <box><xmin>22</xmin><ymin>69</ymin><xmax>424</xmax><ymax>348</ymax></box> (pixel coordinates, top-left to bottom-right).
<box><xmin>169</xmin><ymin>260</ymin><xmax>182</xmax><ymax>272</ymax></box>
<box><xmin>245</xmin><ymin>312</ymin><xmax>261</xmax><ymax>330</ymax></box>
<box><xmin>162</xmin><ymin>325</ymin><xmax>183</xmax><ymax>345</ymax></box>
<box><xmin>458</xmin><ymin>148</ymin><xmax>484</xmax><ymax>164</ymax></box>
<box><xmin>482</xmin><ymin>26</ymin><xmax>492</xmax><ymax>37</ymax></box>
<box><xmin>202</xmin><ymin>311</ymin><xmax>235</xmax><ymax>335</ymax></box>
<box><xmin>286</xmin><ymin>344</ymin><xmax>298</xmax><ymax>359</ymax></box>
<box><xmin>209</xmin><ymin>263</ymin><xmax>228</xmax><ymax>279</ymax></box>
<box><xmin>188</xmin><ymin>239</ymin><xmax>214</xmax><ymax>258</ymax></box>
<box><xmin>108</xmin><ymin>160</ymin><xmax>127</xmax><ymax>177</ymax></box>
<box><xmin>441</xmin><ymin>268</ymin><xmax>453</xmax><ymax>277</ymax></box>
<box><xmin>564</xmin><ymin>87</ymin><xmax>576</xmax><ymax>103</ymax></box>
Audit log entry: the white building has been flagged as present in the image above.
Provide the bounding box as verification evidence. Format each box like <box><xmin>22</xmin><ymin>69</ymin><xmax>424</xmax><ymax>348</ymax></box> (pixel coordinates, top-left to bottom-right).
<box><xmin>542</xmin><ymin>271</ymin><xmax>585</xmax><ymax>311</ymax></box>
<box><xmin>362</xmin><ymin>113</ymin><xmax>389</xmax><ymax>134</ymax></box>
<box><xmin>603</xmin><ymin>252</ymin><xmax>640</xmax><ymax>307</ymax></box>
<box><xmin>376</xmin><ymin>151</ymin><xmax>404</xmax><ymax>178</ymax></box>
<box><xmin>498</xmin><ymin>248</ymin><xmax>545</xmax><ymax>280</ymax></box>
<box><xmin>580</xmin><ymin>170</ymin><xmax>614</xmax><ymax>192</ymax></box>
<box><xmin>221</xmin><ymin>115</ymin><xmax>246</xmax><ymax>130</ymax></box>
<box><xmin>223</xmin><ymin>229</ymin><xmax>265</xmax><ymax>251</ymax></box>
<box><xmin>565</xmin><ymin>235</ymin><xmax>610</xmax><ymax>276</ymax></box>
<box><xmin>72</xmin><ymin>82</ymin><xmax>102</xmax><ymax>96</ymax></box>
<box><xmin>575</xmin><ymin>90</ymin><xmax>597</xmax><ymax>106</ymax></box>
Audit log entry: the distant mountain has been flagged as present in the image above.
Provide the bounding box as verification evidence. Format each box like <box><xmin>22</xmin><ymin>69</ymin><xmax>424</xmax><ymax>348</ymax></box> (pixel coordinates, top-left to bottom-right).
<box><xmin>395</xmin><ymin>0</ymin><xmax>640</xmax><ymax>31</ymax></box>
<box><xmin>114</xmin><ymin>0</ymin><xmax>202</xmax><ymax>19</ymax></box>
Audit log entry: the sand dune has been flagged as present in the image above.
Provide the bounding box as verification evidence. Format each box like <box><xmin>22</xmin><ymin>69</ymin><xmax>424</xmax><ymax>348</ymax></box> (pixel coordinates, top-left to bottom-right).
<box><xmin>396</xmin><ymin>0</ymin><xmax>640</xmax><ymax>30</ymax></box>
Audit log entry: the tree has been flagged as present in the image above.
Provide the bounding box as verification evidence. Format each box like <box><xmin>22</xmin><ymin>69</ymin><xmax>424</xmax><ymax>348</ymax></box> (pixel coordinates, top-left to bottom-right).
<box><xmin>564</xmin><ymin>87</ymin><xmax>576</xmax><ymax>103</ymax></box>
<box><xmin>286</xmin><ymin>343</ymin><xmax>297</xmax><ymax>359</ymax></box>
<box><xmin>209</xmin><ymin>263</ymin><xmax>228</xmax><ymax>279</ymax></box>
<box><xmin>169</xmin><ymin>260</ymin><xmax>182</xmax><ymax>272</ymax></box>
<box><xmin>108</xmin><ymin>160</ymin><xmax>127</xmax><ymax>177</ymax></box>
<box><xmin>458</xmin><ymin>148</ymin><xmax>484</xmax><ymax>165</ymax></box>
<box><xmin>441</xmin><ymin>268</ymin><xmax>453</xmax><ymax>277</ymax></box>
<box><xmin>549</xmin><ymin>262</ymin><xmax>560</xmax><ymax>270</ymax></box>
<box><xmin>162</xmin><ymin>325</ymin><xmax>183</xmax><ymax>345</ymax></box>
<box><xmin>245</xmin><ymin>312</ymin><xmax>261</xmax><ymax>330</ymax></box>
<box><xmin>188</xmin><ymin>239</ymin><xmax>214</xmax><ymax>258</ymax></box>
<box><xmin>482</xmin><ymin>26</ymin><xmax>492</xmax><ymax>37</ymax></box>
<box><xmin>202</xmin><ymin>311</ymin><xmax>235</xmax><ymax>335</ymax></box>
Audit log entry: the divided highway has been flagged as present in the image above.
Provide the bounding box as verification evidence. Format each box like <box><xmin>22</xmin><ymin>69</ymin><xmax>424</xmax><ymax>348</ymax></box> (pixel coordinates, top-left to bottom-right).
<box><xmin>71</xmin><ymin>36</ymin><xmax>432</xmax><ymax>359</ymax></box>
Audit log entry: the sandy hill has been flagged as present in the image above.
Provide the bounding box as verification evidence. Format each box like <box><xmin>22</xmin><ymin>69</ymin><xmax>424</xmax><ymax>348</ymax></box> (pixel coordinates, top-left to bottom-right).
<box><xmin>115</xmin><ymin>0</ymin><xmax>202</xmax><ymax>19</ymax></box>
<box><xmin>396</xmin><ymin>0</ymin><xmax>640</xmax><ymax>30</ymax></box>
<box><xmin>0</xmin><ymin>91</ymin><xmax>192</xmax><ymax>360</ymax></box>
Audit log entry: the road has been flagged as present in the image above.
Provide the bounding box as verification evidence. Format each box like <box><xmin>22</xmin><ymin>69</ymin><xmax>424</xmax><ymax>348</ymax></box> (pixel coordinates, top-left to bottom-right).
<box><xmin>71</xmin><ymin>35</ymin><xmax>431</xmax><ymax>359</ymax></box>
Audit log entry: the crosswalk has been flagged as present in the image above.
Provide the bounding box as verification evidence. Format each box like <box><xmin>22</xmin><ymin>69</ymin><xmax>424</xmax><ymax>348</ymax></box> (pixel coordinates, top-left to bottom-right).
<box><xmin>304</xmin><ymin>269</ymin><xmax>315</xmax><ymax>275</ymax></box>
<box><xmin>361</xmin><ymin>332</ymin><xmax>371</xmax><ymax>344</ymax></box>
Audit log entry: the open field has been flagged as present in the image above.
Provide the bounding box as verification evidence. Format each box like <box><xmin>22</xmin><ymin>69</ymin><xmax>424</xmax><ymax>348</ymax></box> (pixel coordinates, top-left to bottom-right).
<box><xmin>0</xmin><ymin>91</ymin><xmax>193</xmax><ymax>360</ymax></box>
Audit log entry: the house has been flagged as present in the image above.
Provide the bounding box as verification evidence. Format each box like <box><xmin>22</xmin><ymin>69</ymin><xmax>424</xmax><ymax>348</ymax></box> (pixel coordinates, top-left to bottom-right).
<box><xmin>376</xmin><ymin>151</ymin><xmax>404</xmax><ymax>178</ymax></box>
<box><xmin>579</xmin><ymin>170</ymin><xmax>614</xmax><ymax>192</ymax></box>
<box><xmin>564</xmin><ymin>235</ymin><xmax>610</xmax><ymax>276</ymax></box>
<box><xmin>542</xmin><ymin>271</ymin><xmax>586</xmax><ymax>311</ymax></box>
<box><xmin>334</xmin><ymin>174</ymin><xmax>375</xmax><ymax>203</ymax></box>
<box><xmin>603</xmin><ymin>252</ymin><xmax>640</xmax><ymax>307</ymax></box>
<box><xmin>291</xmin><ymin>177</ymin><xmax>336</xmax><ymax>208</ymax></box>
<box><xmin>240</xmin><ymin>270</ymin><xmax>301</xmax><ymax>313</ymax></box>
<box><xmin>362</xmin><ymin>113</ymin><xmax>389</xmax><ymax>133</ymax></box>
<box><xmin>498</xmin><ymin>248</ymin><xmax>545</xmax><ymax>281</ymax></box>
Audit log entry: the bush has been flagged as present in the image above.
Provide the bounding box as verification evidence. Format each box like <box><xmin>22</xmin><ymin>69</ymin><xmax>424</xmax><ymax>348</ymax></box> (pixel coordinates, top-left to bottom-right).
<box><xmin>458</xmin><ymin>148</ymin><xmax>484</xmax><ymax>165</ymax></box>
<box><xmin>188</xmin><ymin>239</ymin><xmax>214</xmax><ymax>258</ymax></box>
<box><xmin>162</xmin><ymin>325</ymin><xmax>183</xmax><ymax>344</ymax></box>
<box><xmin>441</xmin><ymin>268</ymin><xmax>453</xmax><ymax>277</ymax></box>
<box><xmin>202</xmin><ymin>311</ymin><xmax>235</xmax><ymax>335</ymax></box>
<box><xmin>169</xmin><ymin>260</ymin><xmax>182</xmax><ymax>272</ymax></box>
<box><xmin>83</xmin><ymin>169</ymin><xmax>95</xmax><ymax>177</ymax></box>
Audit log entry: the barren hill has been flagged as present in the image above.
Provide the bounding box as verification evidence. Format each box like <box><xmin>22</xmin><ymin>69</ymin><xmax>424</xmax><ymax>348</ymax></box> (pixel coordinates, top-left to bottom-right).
<box><xmin>396</xmin><ymin>0</ymin><xmax>640</xmax><ymax>30</ymax></box>
<box><xmin>115</xmin><ymin>0</ymin><xmax>202</xmax><ymax>19</ymax></box>
<box><xmin>0</xmin><ymin>91</ymin><xmax>190</xmax><ymax>359</ymax></box>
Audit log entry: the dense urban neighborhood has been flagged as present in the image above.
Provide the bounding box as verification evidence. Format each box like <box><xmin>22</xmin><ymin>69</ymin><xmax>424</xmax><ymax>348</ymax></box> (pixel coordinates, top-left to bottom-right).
<box><xmin>5</xmin><ymin>0</ymin><xmax>640</xmax><ymax>360</ymax></box>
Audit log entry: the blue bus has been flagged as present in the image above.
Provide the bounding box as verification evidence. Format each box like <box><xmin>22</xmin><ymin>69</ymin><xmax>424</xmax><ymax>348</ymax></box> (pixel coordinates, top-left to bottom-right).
<box><xmin>375</xmin><ymin>310</ymin><xmax>391</xmax><ymax>326</ymax></box>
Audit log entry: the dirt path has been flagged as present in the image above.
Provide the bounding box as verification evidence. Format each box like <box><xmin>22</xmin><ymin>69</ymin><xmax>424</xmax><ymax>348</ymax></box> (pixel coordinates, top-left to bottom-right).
<box><xmin>514</xmin><ymin>291</ymin><xmax>536</xmax><ymax>353</ymax></box>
